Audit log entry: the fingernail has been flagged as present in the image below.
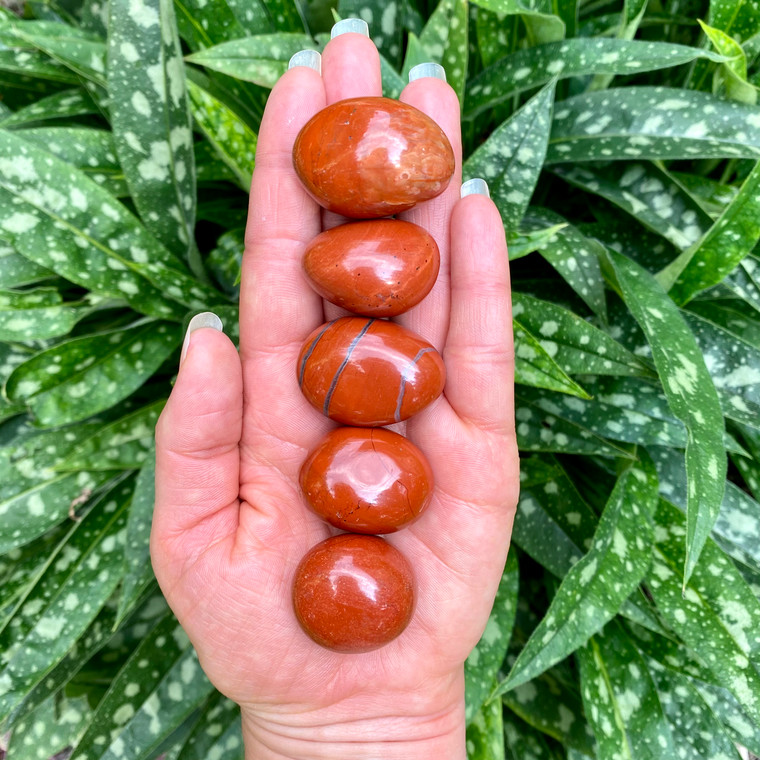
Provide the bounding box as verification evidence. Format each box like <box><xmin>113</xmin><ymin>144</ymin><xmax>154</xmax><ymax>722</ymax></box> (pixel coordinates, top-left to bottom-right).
<box><xmin>180</xmin><ymin>311</ymin><xmax>223</xmax><ymax>365</ymax></box>
<box><xmin>461</xmin><ymin>178</ymin><xmax>490</xmax><ymax>199</ymax></box>
<box><xmin>288</xmin><ymin>50</ymin><xmax>321</xmax><ymax>73</ymax></box>
<box><xmin>408</xmin><ymin>62</ymin><xmax>447</xmax><ymax>83</ymax></box>
<box><xmin>331</xmin><ymin>18</ymin><xmax>369</xmax><ymax>38</ymax></box>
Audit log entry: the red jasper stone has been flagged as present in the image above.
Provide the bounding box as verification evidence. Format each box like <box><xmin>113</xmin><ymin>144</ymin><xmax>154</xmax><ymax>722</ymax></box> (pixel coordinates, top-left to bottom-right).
<box><xmin>292</xmin><ymin>534</ymin><xmax>415</xmax><ymax>652</ymax></box>
<box><xmin>292</xmin><ymin>97</ymin><xmax>455</xmax><ymax>219</ymax></box>
<box><xmin>303</xmin><ymin>220</ymin><xmax>440</xmax><ymax>317</ymax></box>
<box><xmin>297</xmin><ymin>317</ymin><xmax>445</xmax><ymax>426</ymax></box>
<box><xmin>300</xmin><ymin>427</ymin><xmax>434</xmax><ymax>533</ymax></box>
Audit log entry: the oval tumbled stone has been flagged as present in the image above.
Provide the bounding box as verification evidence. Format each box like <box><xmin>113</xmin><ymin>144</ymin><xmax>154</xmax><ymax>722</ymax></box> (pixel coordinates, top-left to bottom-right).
<box><xmin>292</xmin><ymin>534</ymin><xmax>415</xmax><ymax>653</ymax></box>
<box><xmin>297</xmin><ymin>317</ymin><xmax>445</xmax><ymax>426</ymax></box>
<box><xmin>293</xmin><ymin>96</ymin><xmax>455</xmax><ymax>218</ymax></box>
<box><xmin>300</xmin><ymin>426</ymin><xmax>434</xmax><ymax>533</ymax></box>
<box><xmin>303</xmin><ymin>219</ymin><xmax>440</xmax><ymax>317</ymax></box>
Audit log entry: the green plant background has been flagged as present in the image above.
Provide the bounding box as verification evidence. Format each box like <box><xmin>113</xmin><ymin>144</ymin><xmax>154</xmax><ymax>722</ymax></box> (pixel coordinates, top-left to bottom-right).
<box><xmin>1</xmin><ymin>0</ymin><xmax>760</xmax><ymax>757</ymax></box>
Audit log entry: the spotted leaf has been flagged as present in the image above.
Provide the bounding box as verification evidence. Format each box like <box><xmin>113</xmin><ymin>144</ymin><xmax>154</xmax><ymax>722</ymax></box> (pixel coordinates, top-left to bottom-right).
<box><xmin>513</xmin><ymin>292</ymin><xmax>651</xmax><ymax>377</ymax></box>
<box><xmin>0</xmin><ymin>241</ymin><xmax>52</xmax><ymax>289</ymax></box>
<box><xmin>57</xmin><ymin>400</ymin><xmax>165</xmax><ymax>472</ymax></box>
<box><xmin>108</xmin><ymin>0</ymin><xmax>196</xmax><ymax>261</ymax></box>
<box><xmin>464</xmin><ymin>81</ymin><xmax>555</xmax><ymax>232</ymax></box>
<box><xmin>464</xmin><ymin>39</ymin><xmax>724</xmax><ymax>118</ymax></box>
<box><xmin>418</xmin><ymin>0</ymin><xmax>468</xmax><ymax>103</ymax></box>
<box><xmin>0</xmin><ymin>287</ymin><xmax>88</xmax><ymax>341</ymax></box>
<box><xmin>5</xmin><ymin>320</ymin><xmax>182</xmax><ymax>427</ymax></box>
<box><xmin>606</xmin><ymin>248</ymin><xmax>726</xmax><ymax>585</ymax></box>
<box><xmin>185</xmin><ymin>34</ymin><xmax>318</xmax><ymax>88</ymax></box>
<box><xmin>495</xmin><ymin>459</ymin><xmax>658</xmax><ymax>694</ymax></box>
<box><xmin>515</xmin><ymin>398</ymin><xmax>630</xmax><ymax>457</ymax></box>
<box><xmin>646</xmin><ymin>498</ymin><xmax>760</xmax><ymax>726</ymax></box>
<box><xmin>0</xmin><ymin>129</ymin><xmax>220</xmax><ymax>319</ymax></box>
<box><xmin>667</xmin><ymin>160</ymin><xmax>760</xmax><ymax>303</ymax></box>
<box><xmin>551</xmin><ymin>162</ymin><xmax>713</xmax><ymax>253</ymax></box>
<box><xmin>68</xmin><ymin>612</ymin><xmax>214</xmax><ymax>760</ymax></box>
<box><xmin>578</xmin><ymin>620</ymin><xmax>677</xmax><ymax>759</ymax></box>
<box><xmin>174</xmin><ymin>694</ymin><xmax>243</xmax><ymax>760</ymax></box>
<box><xmin>465</xmin><ymin>551</ymin><xmax>519</xmax><ymax>724</ymax></box>
<box><xmin>187</xmin><ymin>79</ymin><xmax>256</xmax><ymax>191</ymax></box>
<box><xmin>0</xmin><ymin>87</ymin><xmax>98</xmax><ymax>127</ymax></box>
<box><xmin>523</xmin><ymin>209</ymin><xmax>607</xmax><ymax>319</ymax></box>
<box><xmin>0</xmin><ymin>476</ymin><xmax>132</xmax><ymax>723</ymax></box>
<box><xmin>337</xmin><ymin>0</ymin><xmax>402</xmax><ymax>64</ymax></box>
<box><xmin>174</xmin><ymin>0</ymin><xmax>270</xmax><ymax>49</ymax></box>
<box><xmin>466</xmin><ymin>694</ymin><xmax>505</xmax><ymax>760</ymax></box>
<box><xmin>548</xmin><ymin>87</ymin><xmax>760</xmax><ymax>164</ymax></box>
<box><xmin>116</xmin><ymin>448</ymin><xmax>156</xmax><ymax>625</ymax></box>
<box><xmin>500</xmin><ymin>667</ymin><xmax>596</xmax><ymax>755</ymax></box>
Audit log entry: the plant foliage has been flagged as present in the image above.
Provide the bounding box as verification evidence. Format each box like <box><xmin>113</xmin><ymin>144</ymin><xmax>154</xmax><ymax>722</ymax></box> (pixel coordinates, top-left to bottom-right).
<box><xmin>1</xmin><ymin>0</ymin><xmax>760</xmax><ymax>757</ymax></box>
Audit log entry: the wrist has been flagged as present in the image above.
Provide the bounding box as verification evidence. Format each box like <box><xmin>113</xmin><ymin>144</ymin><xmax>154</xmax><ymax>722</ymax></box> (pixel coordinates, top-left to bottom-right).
<box><xmin>241</xmin><ymin>670</ymin><xmax>467</xmax><ymax>760</ymax></box>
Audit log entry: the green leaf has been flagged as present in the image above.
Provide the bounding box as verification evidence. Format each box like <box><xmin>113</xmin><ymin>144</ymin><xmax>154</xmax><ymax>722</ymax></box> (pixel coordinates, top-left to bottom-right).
<box><xmin>116</xmin><ymin>448</ymin><xmax>157</xmax><ymax>625</ymax></box>
<box><xmin>465</xmin><ymin>39</ymin><xmax>725</xmax><ymax>118</ymax></box>
<box><xmin>380</xmin><ymin>51</ymin><xmax>405</xmax><ymax>98</ymax></box>
<box><xmin>0</xmin><ymin>87</ymin><xmax>97</xmax><ymax>127</ymax></box>
<box><xmin>4</xmin><ymin>20</ymin><xmax>106</xmax><ymax>85</ymax></box>
<box><xmin>0</xmin><ymin>476</ymin><xmax>132</xmax><ymax>723</ymax></box>
<box><xmin>513</xmin><ymin>319</ymin><xmax>590</xmax><ymax>399</ymax></box>
<box><xmin>185</xmin><ymin>34</ymin><xmax>318</xmax><ymax>87</ymax></box>
<box><xmin>174</xmin><ymin>694</ymin><xmax>242</xmax><ymax>760</ymax></box>
<box><xmin>669</xmin><ymin>170</ymin><xmax>739</xmax><ymax>218</ymax></box>
<box><xmin>69</xmin><ymin>613</ymin><xmax>215</xmax><ymax>760</ymax></box>
<box><xmin>16</xmin><ymin>126</ymin><xmax>128</xmax><ymax>197</ymax></box>
<box><xmin>512</xmin><ymin>292</ymin><xmax>651</xmax><ymax>377</ymax></box>
<box><xmin>475</xmin><ymin>8</ymin><xmax>519</xmax><ymax>68</ymax></box>
<box><xmin>647</xmin><ymin>498</ymin><xmax>760</xmax><ymax>726</ymax></box>
<box><xmin>466</xmin><ymin>693</ymin><xmax>505</xmax><ymax>760</ymax></box>
<box><xmin>502</xmin><ymin>709</ymin><xmax>565</xmax><ymax>760</ymax></box>
<box><xmin>605</xmin><ymin>248</ymin><xmax>726</xmax><ymax>585</ymax></box>
<box><xmin>578</xmin><ymin>620</ymin><xmax>677</xmax><ymax>759</ymax></box>
<box><xmin>57</xmin><ymin>400</ymin><xmax>165</xmax><ymax>472</ymax></box>
<box><xmin>5</xmin><ymin>320</ymin><xmax>182</xmax><ymax>427</ymax></box>
<box><xmin>548</xmin><ymin>87</ymin><xmax>760</xmax><ymax>164</ymax></box>
<box><xmin>684</xmin><ymin>309</ymin><xmax>760</xmax><ymax>427</ymax></box>
<box><xmin>0</xmin><ymin>129</ymin><xmax>220</xmax><ymax>320</ymax></box>
<box><xmin>666</xmin><ymin>160</ymin><xmax>760</xmax><ymax>302</ymax></box>
<box><xmin>500</xmin><ymin>670</ymin><xmax>595</xmax><ymax>755</ymax></box>
<box><xmin>551</xmin><ymin>162</ymin><xmax>713</xmax><ymax>252</ymax></box>
<box><xmin>207</xmin><ymin>227</ymin><xmax>243</xmax><ymax>297</ymax></box>
<box><xmin>465</xmin><ymin>551</ymin><xmax>519</xmax><ymax>724</ymax></box>
<box><xmin>523</xmin><ymin>209</ymin><xmax>607</xmax><ymax>320</ymax></box>
<box><xmin>649</xmin><ymin>445</ymin><xmax>760</xmax><ymax>578</ymax></box>
<box><xmin>0</xmin><ymin>241</ymin><xmax>53</xmax><ymax>289</ymax></box>
<box><xmin>108</xmin><ymin>0</ymin><xmax>196</xmax><ymax>260</ymax></box>
<box><xmin>0</xmin><ymin>426</ymin><xmax>112</xmax><ymax>555</ymax></box>
<box><xmin>463</xmin><ymin>81</ymin><xmax>556</xmax><ymax>231</ymax></box>
<box><xmin>418</xmin><ymin>0</ymin><xmax>468</xmax><ymax>103</ymax></box>
<box><xmin>515</xmin><ymin>398</ymin><xmax>632</xmax><ymax>457</ymax></box>
<box><xmin>0</xmin><ymin>287</ymin><xmax>88</xmax><ymax>341</ymax></box>
<box><xmin>648</xmin><ymin>661</ymin><xmax>745</xmax><ymax>760</ymax></box>
<box><xmin>700</xmin><ymin>19</ymin><xmax>758</xmax><ymax>104</ymax></box>
<box><xmin>495</xmin><ymin>459</ymin><xmax>658</xmax><ymax>694</ymax></box>
<box><xmin>0</xmin><ymin>47</ymin><xmax>80</xmax><ymax>84</ymax></box>
<box><xmin>7</xmin><ymin>693</ymin><xmax>91</xmax><ymax>760</ymax></box>
<box><xmin>187</xmin><ymin>78</ymin><xmax>256</xmax><ymax>191</ymax></box>
<box><xmin>336</xmin><ymin>0</ymin><xmax>402</xmax><ymax>64</ymax></box>
<box><xmin>258</xmin><ymin>0</ymin><xmax>304</xmax><ymax>32</ymax></box>
<box><xmin>174</xmin><ymin>0</ymin><xmax>270</xmax><ymax>49</ymax></box>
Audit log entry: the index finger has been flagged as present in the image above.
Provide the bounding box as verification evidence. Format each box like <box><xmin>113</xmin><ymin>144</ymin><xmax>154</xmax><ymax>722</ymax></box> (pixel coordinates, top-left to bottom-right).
<box><xmin>240</xmin><ymin>62</ymin><xmax>326</xmax><ymax>360</ymax></box>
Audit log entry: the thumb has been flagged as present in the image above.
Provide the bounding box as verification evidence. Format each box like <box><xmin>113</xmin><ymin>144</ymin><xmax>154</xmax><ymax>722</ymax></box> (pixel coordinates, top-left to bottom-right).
<box><xmin>152</xmin><ymin>312</ymin><xmax>243</xmax><ymax>582</ymax></box>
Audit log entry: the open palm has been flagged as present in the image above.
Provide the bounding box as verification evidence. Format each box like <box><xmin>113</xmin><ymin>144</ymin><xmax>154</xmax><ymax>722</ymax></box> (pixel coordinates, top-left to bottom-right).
<box><xmin>151</xmin><ymin>28</ymin><xmax>518</xmax><ymax>750</ymax></box>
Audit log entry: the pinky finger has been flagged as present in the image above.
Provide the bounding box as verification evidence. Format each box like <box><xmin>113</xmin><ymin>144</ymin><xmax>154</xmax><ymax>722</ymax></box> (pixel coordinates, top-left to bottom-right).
<box><xmin>443</xmin><ymin>181</ymin><xmax>515</xmax><ymax>435</ymax></box>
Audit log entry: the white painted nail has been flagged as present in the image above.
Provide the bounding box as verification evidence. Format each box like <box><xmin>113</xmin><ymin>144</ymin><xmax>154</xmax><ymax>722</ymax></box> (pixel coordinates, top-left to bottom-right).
<box><xmin>408</xmin><ymin>62</ymin><xmax>447</xmax><ymax>83</ymax></box>
<box><xmin>180</xmin><ymin>311</ymin><xmax>223</xmax><ymax>365</ymax></box>
<box><xmin>461</xmin><ymin>178</ymin><xmax>490</xmax><ymax>199</ymax></box>
<box><xmin>288</xmin><ymin>49</ymin><xmax>321</xmax><ymax>73</ymax></box>
<box><xmin>331</xmin><ymin>18</ymin><xmax>369</xmax><ymax>38</ymax></box>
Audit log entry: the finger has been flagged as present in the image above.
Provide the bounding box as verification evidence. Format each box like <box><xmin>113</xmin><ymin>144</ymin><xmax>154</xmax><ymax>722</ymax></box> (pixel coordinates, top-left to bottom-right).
<box><xmin>444</xmin><ymin>184</ymin><xmax>515</xmax><ymax>435</ymax></box>
<box><xmin>321</xmin><ymin>19</ymin><xmax>382</xmax><ymax>103</ymax></box>
<box><xmin>153</xmin><ymin>314</ymin><xmax>243</xmax><ymax>582</ymax></box>
<box><xmin>397</xmin><ymin>65</ymin><xmax>463</xmax><ymax>350</ymax></box>
<box><xmin>240</xmin><ymin>57</ymin><xmax>326</xmax><ymax>360</ymax></box>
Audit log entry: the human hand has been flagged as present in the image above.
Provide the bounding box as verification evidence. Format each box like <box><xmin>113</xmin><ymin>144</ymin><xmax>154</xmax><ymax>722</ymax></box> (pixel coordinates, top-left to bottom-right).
<box><xmin>151</xmin><ymin>20</ymin><xmax>518</xmax><ymax>760</ymax></box>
